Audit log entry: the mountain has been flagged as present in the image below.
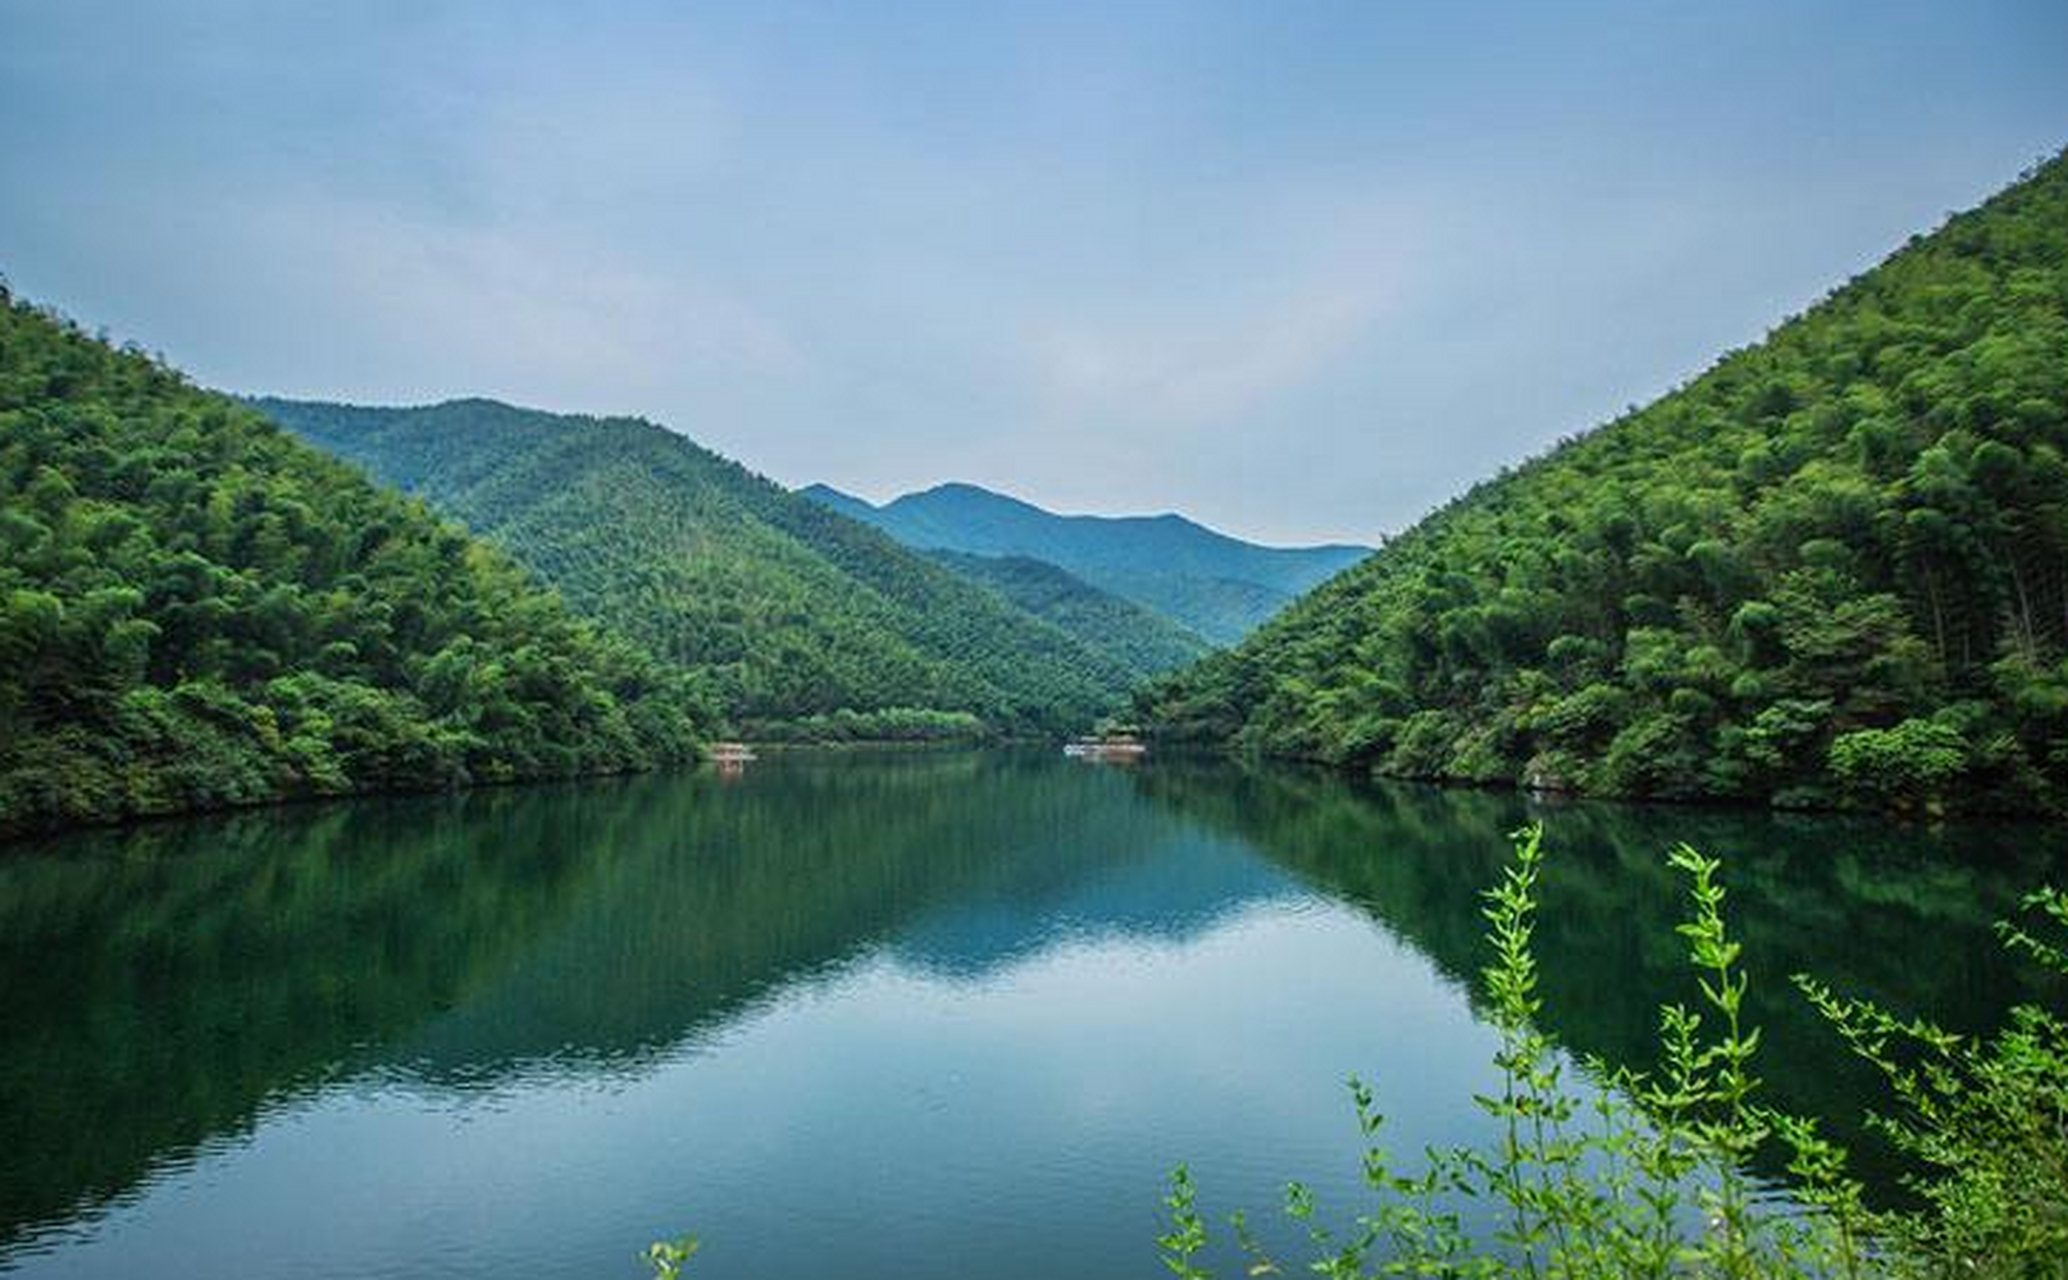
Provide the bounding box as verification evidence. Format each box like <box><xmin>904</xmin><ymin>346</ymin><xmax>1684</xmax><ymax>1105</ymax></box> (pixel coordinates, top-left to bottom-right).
<box><xmin>0</xmin><ymin>292</ymin><xmax>702</xmax><ymax>837</ymax></box>
<box><xmin>1137</xmin><ymin>150</ymin><xmax>2068</xmax><ymax>815</ymax></box>
<box><xmin>919</xmin><ymin>549</ymin><xmax>1210</xmax><ymax>677</ymax></box>
<box><xmin>255</xmin><ymin>398</ymin><xmax>1136</xmax><ymax>738</ymax></box>
<box><xmin>799</xmin><ymin>482</ymin><xmax>1369</xmax><ymax>644</ymax></box>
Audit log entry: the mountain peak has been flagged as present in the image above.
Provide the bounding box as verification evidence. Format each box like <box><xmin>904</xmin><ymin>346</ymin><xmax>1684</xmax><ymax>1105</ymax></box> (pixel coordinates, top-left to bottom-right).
<box><xmin>799</xmin><ymin>481</ymin><xmax>870</xmax><ymax>505</ymax></box>
<box><xmin>799</xmin><ymin>479</ymin><xmax>1369</xmax><ymax>643</ymax></box>
<box><xmin>897</xmin><ymin>481</ymin><xmax>1047</xmax><ymax>516</ymax></box>
<box><xmin>916</xmin><ymin>481</ymin><xmax>997</xmax><ymax>498</ymax></box>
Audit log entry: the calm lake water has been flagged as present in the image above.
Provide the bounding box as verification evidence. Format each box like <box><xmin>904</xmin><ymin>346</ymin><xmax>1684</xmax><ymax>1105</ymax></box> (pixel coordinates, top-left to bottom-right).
<box><xmin>1</xmin><ymin>751</ymin><xmax>2061</xmax><ymax>1279</ymax></box>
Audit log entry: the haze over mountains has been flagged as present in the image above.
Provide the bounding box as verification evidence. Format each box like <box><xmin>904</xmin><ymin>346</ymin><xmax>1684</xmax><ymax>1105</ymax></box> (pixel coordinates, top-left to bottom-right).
<box><xmin>801</xmin><ymin>482</ymin><xmax>1370</xmax><ymax>644</ymax></box>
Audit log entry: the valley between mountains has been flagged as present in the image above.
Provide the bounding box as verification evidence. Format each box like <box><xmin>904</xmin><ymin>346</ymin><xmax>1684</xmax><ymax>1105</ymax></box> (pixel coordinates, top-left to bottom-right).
<box><xmin>4</xmin><ymin>151</ymin><xmax>2067</xmax><ymax>834</ymax></box>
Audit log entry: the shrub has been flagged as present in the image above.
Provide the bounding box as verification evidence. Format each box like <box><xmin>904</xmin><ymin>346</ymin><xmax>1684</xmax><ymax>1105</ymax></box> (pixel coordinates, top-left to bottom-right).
<box><xmin>1155</xmin><ymin>826</ymin><xmax>2068</xmax><ymax>1279</ymax></box>
<box><xmin>1829</xmin><ymin>718</ymin><xmax>1970</xmax><ymax>812</ymax></box>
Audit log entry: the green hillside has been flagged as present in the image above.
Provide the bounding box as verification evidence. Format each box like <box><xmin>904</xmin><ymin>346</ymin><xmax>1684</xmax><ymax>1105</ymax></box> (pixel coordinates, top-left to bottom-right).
<box><xmin>1138</xmin><ymin>151</ymin><xmax>2068</xmax><ymax>815</ymax></box>
<box><xmin>255</xmin><ymin>398</ymin><xmax>1134</xmax><ymax>738</ymax></box>
<box><xmin>0</xmin><ymin>293</ymin><xmax>703</xmax><ymax>837</ymax></box>
<box><xmin>921</xmin><ymin>549</ymin><xmax>1210</xmax><ymax>677</ymax></box>
<box><xmin>801</xmin><ymin>481</ymin><xmax>1368</xmax><ymax>643</ymax></box>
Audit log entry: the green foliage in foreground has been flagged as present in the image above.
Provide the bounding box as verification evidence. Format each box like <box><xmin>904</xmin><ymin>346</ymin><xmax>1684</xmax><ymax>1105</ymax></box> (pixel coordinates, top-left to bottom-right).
<box><xmin>0</xmin><ymin>292</ymin><xmax>704</xmax><ymax>836</ymax></box>
<box><xmin>1139</xmin><ymin>150</ymin><xmax>2068</xmax><ymax>814</ymax></box>
<box><xmin>1158</xmin><ymin>826</ymin><xmax>2068</xmax><ymax>1279</ymax></box>
<box><xmin>257</xmin><ymin>398</ymin><xmax>1138</xmax><ymax>739</ymax></box>
<box><xmin>645</xmin><ymin>1237</ymin><xmax>698</xmax><ymax>1279</ymax></box>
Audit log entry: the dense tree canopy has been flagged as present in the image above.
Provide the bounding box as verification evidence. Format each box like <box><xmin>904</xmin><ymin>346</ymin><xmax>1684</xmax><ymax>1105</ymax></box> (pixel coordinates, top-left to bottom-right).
<box><xmin>257</xmin><ymin>398</ymin><xmax>1136</xmax><ymax>738</ymax></box>
<box><xmin>921</xmin><ymin>548</ymin><xmax>1210</xmax><ymax>677</ymax></box>
<box><xmin>1139</xmin><ymin>151</ymin><xmax>2068</xmax><ymax>815</ymax></box>
<box><xmin>0</xmin><ymin>292</ymin><xmax>703</xmax><ymax>836</ymax></box>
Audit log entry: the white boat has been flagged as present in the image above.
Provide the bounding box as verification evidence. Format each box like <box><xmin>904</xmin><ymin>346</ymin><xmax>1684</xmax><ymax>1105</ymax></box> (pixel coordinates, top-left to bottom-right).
<box><xmin>1062</xmin><ymin>736</ymin><xmax>1147</xmax><ymax>761</ymax></box>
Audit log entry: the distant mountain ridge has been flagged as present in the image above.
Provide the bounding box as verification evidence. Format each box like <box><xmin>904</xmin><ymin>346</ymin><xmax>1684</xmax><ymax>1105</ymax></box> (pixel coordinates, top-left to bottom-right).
<box><xmin>800</xmin><ymin>481</ymin><xmax>1369</xmax><ymax>644</ymax></box>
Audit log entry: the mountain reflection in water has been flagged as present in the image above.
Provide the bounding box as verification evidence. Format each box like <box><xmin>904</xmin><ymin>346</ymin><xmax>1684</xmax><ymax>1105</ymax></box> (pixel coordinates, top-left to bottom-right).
<box><xmin>1</xmin><ymin>750</ymin><xmax>2058</xmax><ymax>1280</ymax></box>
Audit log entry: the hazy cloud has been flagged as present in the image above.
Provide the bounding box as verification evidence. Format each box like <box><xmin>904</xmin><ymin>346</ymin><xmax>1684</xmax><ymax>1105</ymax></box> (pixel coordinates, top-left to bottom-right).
<box><xmin>2</xmin><ymin>0</ymin><xmax>2063</xmax><ymax>542</ymax></box>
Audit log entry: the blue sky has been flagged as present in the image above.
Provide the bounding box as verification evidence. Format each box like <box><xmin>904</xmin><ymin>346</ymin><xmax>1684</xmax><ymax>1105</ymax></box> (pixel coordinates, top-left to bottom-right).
<box><xmin>2</xmin><ymin>1</ymin><xmax>2064</xmax><ymax>543</ymax></box>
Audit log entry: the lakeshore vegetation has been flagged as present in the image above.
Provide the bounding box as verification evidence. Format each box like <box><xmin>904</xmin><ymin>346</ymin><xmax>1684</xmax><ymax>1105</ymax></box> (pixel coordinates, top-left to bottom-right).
<box><xmin>1138</xmin><ymin>151</ymin><xmax>2068</xmax><ymax>816</ymax></box>
<box><xmin>0</xmin><ymin>293</ymin><xmax>703</xmax><ymax>837</ymax></box>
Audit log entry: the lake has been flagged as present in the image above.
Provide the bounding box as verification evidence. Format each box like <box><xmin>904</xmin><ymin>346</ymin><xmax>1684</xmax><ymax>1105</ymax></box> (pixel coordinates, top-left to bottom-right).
<box><xmin>1</xmin><ymin>750</ymin><xmax>2060</xmax><ymax>1279</ymax></box>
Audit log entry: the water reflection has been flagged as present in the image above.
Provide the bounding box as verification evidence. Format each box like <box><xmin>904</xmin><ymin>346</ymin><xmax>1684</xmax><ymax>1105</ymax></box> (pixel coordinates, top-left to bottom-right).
<box><xmin>0</xmin><ymin>751</ymin><xmax>2058</xmax><ymax>1278</ymax></box>
<box><xmin>1133</xmin><ymin>759</ymin><xmax>2064</xmax><ymax>1184</ymax></box>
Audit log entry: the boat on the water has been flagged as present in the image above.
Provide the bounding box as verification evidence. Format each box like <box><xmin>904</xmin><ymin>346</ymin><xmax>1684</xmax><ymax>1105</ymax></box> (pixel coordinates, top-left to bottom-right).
<box><xmin>709</xmin><ymin>742</ymin><xmax>757</xmax><ymax>777</ymax></box>
<box><xmin>1062</xmin><ymin>735</ymin><xmax>1147</xmax><ymax>762</ymax></box>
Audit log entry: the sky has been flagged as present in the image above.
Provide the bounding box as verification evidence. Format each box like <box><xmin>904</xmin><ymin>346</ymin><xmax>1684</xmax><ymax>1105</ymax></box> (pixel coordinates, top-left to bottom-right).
<box><xmin>2</xmin><ymin>2</ymin><xmax>2064</xmax><ymax>545</ymax></box>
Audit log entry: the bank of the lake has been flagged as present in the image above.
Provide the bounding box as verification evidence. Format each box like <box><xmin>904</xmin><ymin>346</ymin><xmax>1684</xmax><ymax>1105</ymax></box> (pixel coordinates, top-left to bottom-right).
<box><xmin>1</xmin><ymin>750</ymin><xmax>2059</xmax><ymax>1280</ymax></box>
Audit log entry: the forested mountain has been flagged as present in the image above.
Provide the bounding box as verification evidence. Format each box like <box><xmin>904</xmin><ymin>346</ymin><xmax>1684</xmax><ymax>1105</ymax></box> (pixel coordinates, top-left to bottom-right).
<box><xmin>921</xmin><ymin>549</ymin><xmax>1210</xmax><ymax>677</ymax></box>
<box><xmin>256</xmin><ymin>398</ymin><xmax>1135</xmax><ymax>738</ymax></box>
<box><xmin>1138</xmin><ymin>151</ymin><xmax>2068</xmax><ymax>815</ymax></box>
<box><xmin>800</xmin><ymin>481</ymin><xmax>1369</xmax><ymax>644</ymax></box>
<box><xmin>0</xmin><ymin>292</ymin><xmax>703</xmax><ymax>837</ymax></box>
